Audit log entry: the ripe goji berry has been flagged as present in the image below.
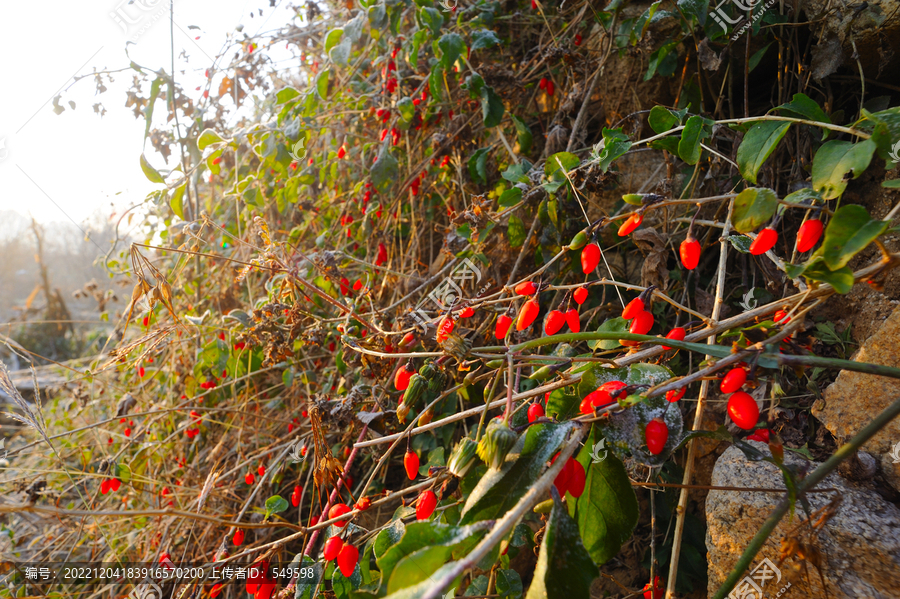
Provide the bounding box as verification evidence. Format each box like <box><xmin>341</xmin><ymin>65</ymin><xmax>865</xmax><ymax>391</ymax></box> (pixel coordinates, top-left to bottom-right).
<box><xmin>404</xmin><ymin>451</ymin><xmax>420</xmax><ymax>480</ymax></box>
<box><xmin>527</xmin><ymin>402</ymin><xmax>545</xmax><ymax>423</ymax></box>
<box><xmin>680</xmin><ymin>237</ymin><xmax>701</xmax><ymax>270</ymax></box>
<box><xmin>645</xmin><ymin>418</ymin><xmax>668</xmax><ymax>455</ymax></box>
<box><xmin>573</xmin><ymin>286</ymin><xmax>589</xmax><ymax>305</ymax></box>
<box><xmin>727</xmin><ymin>391</ymin><xmax>759</xmax><ymax>430</ymax></box>
<box><xmin>581</xmin><ymin>243</ymin><xmax>601</xmax><ymax>273</ymax></box>
<box><xmin>337</xmin><ymin>543</ymin><xmax>359</xmax><ymax>577</ymax></box>
<box><xmin>495</xmin><ymin>314</ymin><xmax>513</xmax><ymax>339</ymax></box>
<box><xmin>750</xmin><ymin>227</ymin><xmax>778</xmax><ymax>255</ymax></box>
<box><xmin>720</xmin><ymin>368</ymin><xmax>747</xmax><ymax>393</ymax></box>
<box><xmin>415</xmin><ymin>490</ymin><xmax>438</xmax><ymax>520</ymax></box>
<box><xmin>796</xmin><ymin>218</ymin><xmax>823</xmax><ymax>252</ymax></box>
<box><xmin>544</xmin><ymin>310</ymin><xmax>566</xmax><ymax>335</ymax></box>
<box><xmin>517</xmin><ymin>299</ymin><xmax>540</xmax><ymax>331</ymax></box>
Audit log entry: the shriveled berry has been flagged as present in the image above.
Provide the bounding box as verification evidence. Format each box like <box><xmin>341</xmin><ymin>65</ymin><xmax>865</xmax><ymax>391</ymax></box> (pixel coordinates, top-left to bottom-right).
<box><xmin>581</xmin><ymin>243</ymin><xmax>601</xmax><ymax>274</ymax></box>
<box><xmin>233</xmin><ymin>529</ymin><xmax>245</xmax><ymax>546</ymax></box>
<box><xmin>517</xmin><ymin>299</ymin><xmax>540</xmax><ymax>331</ymax></box>
<box><xmin>662</xmin><ymin>327</ymin><xmax>685</xmax><ymax>350</ymax></box>
<box><xmin>622</xmin><ymin>297</ymin><xmax>644</xmax><ymax>320</ymax></box>
<box><xmin>750</xmin><ymin>227</ymin><xmax>778</xmax><ymax>255</ymax></box>
<box><xmin>680</xmin><ymin>237</ymin><xmax>701</xmax><ymax>270</ymax></box>
<box><xmin>645</xmin><ymin>418</ymin><xmax>668</xmax><ymax>455</ymax></box>
<box><xmin>323</xmin><ymin>535</ymin><xmax>343</xmax><ymax>561</ymax></box>
<box><xmin>720</xmin><ymin>368</ymin><xmax>747</xmax><ymax>393</ymax></box>
<box><xmin>404</xmin><ymin>451</ymin><xmax>419</xmax><ymax>480</ymax></box>
<box><xmin>528</xmin><ymin>402</ymin><xmax>545</xmax><ymax>423</ymax></box>
<box><xmin>629</xmin><ymin>310</ymin><xmax>654</xmax><ymax>335</ymax></box>
<box><xmin>617</xmin><ymin>214</ymin><xmax>643</xmax><ymax>236</ymax></box>
<box><xmin>328</xmin><ymin>503</ymin><xmax>352</xmax><ymax>527</ymax></box>
<box><xmin>727</xmin><ymin>391</ymin><xmax>760</xmax><ymax>430</ymax></box>
<box><xmin>394</xmin><ymin>365</ymin><xmax>415</xmax><ymax>391</ymax></box>
<box><xmin>796</xmin><ymin>218</ymin><xmax>823</xmax><ymax>252</ymax></box>
<box><xmin>544</xmin><ymin>310</ymin><xmax>566</xmax><ymax>335</ymax></box>
<box><xmin>565</xmin><ymin>308</ymin><xmax>580</xmax><ymax>333</ymax></box>
<box><xmin>573</xmin><ymin>287</ymin><xmax>589</xmax><ymax>305</ymax></box>
<box><xmin>416</xmin><ymin>490</ymin><xmax>438</xmax><ymax>521</ymax></box>
<box><xmin>515</xmin><ymin>281</ymin><xmax>537</xmax><ymax>296</ymax></box>
<box><xmin>336</xmin><ymin>543</ymin><xmax>359</xmax><ymax>577</ymax></box>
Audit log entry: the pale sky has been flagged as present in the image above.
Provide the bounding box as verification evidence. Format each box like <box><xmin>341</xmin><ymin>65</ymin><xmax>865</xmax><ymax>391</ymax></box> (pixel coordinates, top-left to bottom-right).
<box><xmin>0</xmin><ymin>0</ymin><xmax>299</xmax><ymax>227</ymax></box>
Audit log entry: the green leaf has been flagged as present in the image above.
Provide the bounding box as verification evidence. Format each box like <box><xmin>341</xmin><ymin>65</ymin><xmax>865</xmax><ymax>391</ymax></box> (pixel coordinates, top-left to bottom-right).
<box><xmin>677</xmin><ymin>0</ymin><xmax>707</xmax><ymax>24</ymax></box>
<box><xmin>468</xmin><ymin>147</ymin><xmax>491</xmax><ymax>185</ymax></box>
<box><xmin>316</xmin><ymin>69</ymin><xmax>331</xmax><ymax>100</ymax></box>
<box><xmin>140</xmin><ymin>154</ymin><xmax>164</xmax><ymax>184</ymax></box>
<box><xmin>598</xmin><ymin>390</ymin><xmax>683</xmax><ymax>466</ymax></box>
<box><xmin>169</xmin><ymin>184</ymin><xmax>186</xmax><ymax>219</ymax></box>
<box><xmin>511</xmin><ymin>115</ymin><xmax>533</xmax><ymax>156</ymax></box>
<box><xmin>429</xmin><ymin>64</ymin><xmax>445</xmax><ymax>102</ymax></box>
<box><xmin>800</xmin><ymin>258</ymin><xmax>854</xmax><ymax>294</ymax></box>
<box><xmin>544</xmin><ymin>152</ymin><xmax>580</xmax><ymax>177</ymax></box>
<box><xmin>571</xmin><ymin>425</ymin><xmax>639</xmax><ymax>565</ymax></box>
<box><xmin>648</xmin><ymin>106</ymin><xmax>680</xmax><ymax>134</ymax></box>
<box><xmin>371</xmin><ymin>141</ymin><xmax>399</xmax><ymax>192</ymax></box>
<box><xmin>775</xmin><ymin>93</ymin><xmax>830</xmax><ymax>139</ymax></box>
<box><xmin>275</xmin><ymin>86</ymin><xmax>300</xmax><ymax>104</ymax></box>
<box><xmin>883</xmin><ymin>179</ymin><xmax>900</xmax><ymax>188</ymax></box>
<box><xmin>507</xmin><ymin>214</ymin><xmax>526</xmax><ymax>248</ymax></box>
<box><xmin>502</xmin><ymin>161</ymin><xmax>531</xmax><ymax>185</ymax></box>
<box><xmin>782</xmin><ymin>187</ymin><xmax>823</xmax><ymax>205</ymax></box>
<box><xmin>397</xmin><ymin>97</ymin><xmax>416</xmax><ymax>123</ymax></box>
<box><xmin>545</xmin><ymin>387</ymin><xmax>580</xmax><ymax>421</ymax></box>
<box><xmin>438</xmin><ymin>33</ymin><xmax>465</xmax><ymax>69</ymax></box>
<box><xmin>471</xmin><ymin>29</ymin><xmax>501</xmax><ymax>51</ymax></box>
<box><xmin>498</xmin><ymin>187</ymin><xmax>523</xmax><ymax>208</ymax></box>
<box><xmin>144</xmin><ymin>78</ymin><xmax>162</xmax><ymax>140</ymax></box>
<box><xmin>264</xmin><ymin>495</ymin><xmax>289</xmax><ymax>518</ymax></box>
<box><xmin>479</xmin><ymin>84</ymin><xmax>505</xmax><ymax>128</ymax></box>
<box><xmin>496</xmin><ymin>569</ymin><xmax>523</xmax><ymax>598</ymax></box>
<box><xmin>811</xmin><ymin>139</ymin><xmax>876</xmax><ymax>200</ymax></box>
<box><xmin>330</xmin><ymin>37</ymin><xmax>352</xmax><ymax>65</ymax></box>
<box><xmin>736</xmin><ymin>121</ymin><xmax>791</xmax><ymax>184</ymax></box>
<box><xmin>731</xmin><ymin>187</ymin><xmax>778</xmax><ymax>233</ymax></box>
<box><xmin>368</xmin><ymin>3</ymin><xmax>388</xmax><ymax>28</ymax></box>
<box><xmin>461</xmin><ymin>422</ymin><xmax>575</xmax><ymax>524</ymax></box>
<box><xmin>420</xmin><ymin>7</ymin><xmax>444</xmax><ymax>35</ymax></box>
<box><xmin>821</xmin><ymin>204</ymin><xmax>889</xmax><ymax>270</ymax></box>
<box><xmin>747</xmin><ymin>43</ymin><xmax>771</xmax><ymax>73</ymax></box>
<box><xmin>325</xmin><ymin>28</ymin><xmax>344</xmax><ymax>53</ymax></box>
<box><xmin>596</xmin><ymin>128</ymin><xmax>632</xmax><ymax>172</ymax></box>
<box><xmin>724</xmin><ymin>234</ymin><xmax>752</xmax><ymax>253</ymax></box>
<box><xmin>589</xmin><ymin>317</ymin><xmax>628</xmax><ymax>350</ymax></box>
<box><xmin>644</xmin><ymin>41</ymin><xmax>678</xmax><ymax>81</ymax></box>
<box><xmin>524</xmin><ymin>490</ymin><xmax>598</xmax><ymax>599</ymax></box>
<box><xmin>861</xmin><ymin>107</ymin><xmax>900</xmax><ymax>162</ymax></box>
<box><xmin>678</xmin><ymin>115</ymin><xmax>714</xmax><ymax>165</ymax></box>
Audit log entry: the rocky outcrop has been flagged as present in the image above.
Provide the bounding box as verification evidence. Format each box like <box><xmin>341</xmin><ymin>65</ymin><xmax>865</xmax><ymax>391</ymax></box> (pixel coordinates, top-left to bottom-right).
<box><xmin>707</xmin><ymin>444</ymin><xmax>900</xmax><ymax>598</ymax></box>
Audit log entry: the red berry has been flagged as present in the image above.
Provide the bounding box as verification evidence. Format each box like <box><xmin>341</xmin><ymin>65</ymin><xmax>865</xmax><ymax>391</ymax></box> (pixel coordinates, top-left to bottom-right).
<box><xmin>233</xmin><ymin>529</ymin><xmax>245</xmax><ymax>546</ymax></box>
<box><xmin>528</xmin><ymin>402</ymin><xmax>545</xmax><ymax>423</ymax></box>
<box><xmin>340</xmin><ymin>277</ymin><xmax>351</xmax><ymax>295</ymax></box>
<box><xmin>553</xmin><ymin>453</ymin><xmax>572</xmax><ymax>496</ymax></box>
<box><xmin>100</xmin><ymin>479</ymin><xmax>111</xmax><ymax>494</ymax></box>
<box><xmin>459</xmin><ymin>306</ymin><xmax>475</xmax><ymax>318</ymax></box>
<box><xmin>622</xmin><ymin>297</ymin><xmax>644</xmax><ymax>320</ymax></box>
<box><xmin>544</xmin><ymin>310</ymin><xmax>566</xmax><ymax>335</ymax></box>
<box><xmin>573</xmin><ymin>287</ymin><xmax>589</xmax><ymax>305</ymax></box>
<box><xmin>574</xmin><ymin>33</ymin><xmax>582</xmax><ymax>45</ymax></box>
<box><xmin>565</xmin><ymin>308</ymin><xmax>580</xmax><ymax>333</ymax></box>
<box><xmin>796</xmin><ymin>218</ymin><xmax>823</xmax><ymax>253</ymax></box>
<box><xmin>629</xmin><ymin>310</ymin><xmax>654</xmax><ymax>335</ymax></box>
<box><xmin>337</xmin><ymin>146</ymin><xmax>346</xmax><ymax>159</ymax></box>
<box><xmin>110</xmin><ymin>478</ymin><xmax>121</xmax><ymax>492</ymax></box>
<box><xmin>680</xmin><ymin>237</ymin><xmax>701</xmax><ymax>270</ymax></box>
<box><xmin>617</xmin><ymin>214</ymin><xmax>643</xmax><ymax>236</ymax></box>
<box><xmin>436</xmin><ymin>316</ymin><xmax>455</xmax><ymax>342</ymax></box>
<box><xmin>644</xmin><ymin>576</ymin><xmax>665</xmax><ymax>599</ymax></box>
<box><xmin>747</xmin><ymin>428</ymin><xmax>770</xmax><ymax>443</ymax></box>
<box><xmin>394</xmin><ymin>365</ymin><xmax>415</xmax><ymax>391</ymax></box>
<box><xmin>645</xmin><ymin>418</ymin><xmax>668</xmax><ymax>455</ymax></box>
<box><xmin>404</xmin><ymin>451</ymin><xmax>420</xmax><ymax>480</ymax></box>
<box><xmin>376</xmin><ymin>242</ymin><xmax>388</xmax><ymax>266</ymax></box>
<box><xmin>415</xmin><ymin>490</ymin><xmax>438</xmax><ymax>520</ymax></box>
<box><xmin>336</xmin><ymin>543</ymin><xmax>359</xmax><ymax>578</ymax></box>
<box><xmin>662</xmin><ymin>327</ymin><xmax>685</xmax><ymax>350</ymax></box>
<box><xmin>515</xmin><ymin>281</ymin><xmax>537</xmax><ymax>296</ymax></box>
<box><xmin>773</xmin><ymin>309</ymin><xmax>790</xmax><ymax>323</ymax></box>
<box><xmin>579</xmin><ymin>396</ymin><xmax>594</xmax><ymax>415</ymax></box>
<box><xmin>546</xmin><ymin>80</ymin><xmax>555</xmax><ymax>96</ymax></box>
<box><xmin>138</xmin><ymin>366</ymin><xmax>145</xmax><ymax>378</ymax></box>
<box><xmin>495</xmin><ymin>314</ymin><xmax>513</xmax><ymax>339</ymax></box>
<box><xmin>666</xmin><ymin>388</ymin><xmax>686</xmax><ymax>402</ymax></box>
<box><xmin>750</xmin><ymin>227</ymin><xmax>778</xmax><ymax>255</ymax></box>
<box><xmin>245</xmin><ymin>472</ymin><xmax>255</xmax><ymax>485</ymax></box>
<box><xmin>257</xmin><ymin>465</ymin><xmax>266</xmax><ymax>476</ymax></box>
<box><xmin>517</xmin><ymin>299</ymin><xmax>540</xmax><ymax>331</ymax></box>
<box><xmin>720</xmin><ymin>368</ymin><xmax>747</xmax><ymax>393</ymax></box>
<box><xmin>323</xmin><ymin>535</ymin><xmax>343</xmax><ymax>561</ymax></box>
<box><xmin>567</xmin><ymin>459</ymin><xmax>586</xmax><ymax>498</ymax></box>
<box><xmin>328</xmin><ymin>503</ymin><xmax>352</xmax><ymax>527</ymax></box>
<box><xmin>581</xmin><ymin>243</ymin><xmax>601</xmax><ymax>274</ymax></box>
<box><xmin>291</xmin><ymin>485</ymin><xmax>302</xmax><ymax>507</ymax></box>
<box><xmin>538</xmin><ymin>77</ymin><xmax>547</xmax><ymax>89</ymax></box>
<box><xmin>584</xmin><ymin>380</ymin><xmax>627</xmax><ymax>410</ymax></box>
<box><xmin>727</xmin><ymin>391</ymin><xmax>760</xmax><ymax>430</ymax></box>
<box><xmin>355</xmin><ymin>496</ymin><xmax>371</xmax><ymax>511</ymax></box>
<box><xmin>124</xmin><ymin>427</ymin><xmax>131</xmax><ymax>437</ymax></box>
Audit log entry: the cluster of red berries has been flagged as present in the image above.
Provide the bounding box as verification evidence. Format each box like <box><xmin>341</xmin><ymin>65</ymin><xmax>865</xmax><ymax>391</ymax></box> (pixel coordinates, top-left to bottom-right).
<box><xmin>382</xmin><ymin>59</ymin><xmax>398</xmax><ymax>94</ymax></box>
<box><xmin>620</xmin><ymin>295</ymin><xmax>655</xmax><ymax>344</ymax></box>
<box><xmin>290</xmin><ymin>485</ymin><xmax>302</xmax><ymax>507</ymax></box>
<box><xmin>721</xmin><ymin>366</ymin><xmax>760</xmax><ymax>430</ymax></box>
<box><xmin>119</xmin><ymin>417</ymin><xmax>134</xmax><ymax>438</ymax></box>
<box><xmin>324</xmin><ymin>536</ymin><xmax>359</xmax><ymax>577</ymax></box>
<box><xmin>375</xmin><ymin>242</ymin><xmax>388</xmax><ymax>267</ymax></box>
<box><xmin>538</xmin><ymin>77</ymin><xmax>555</xmax><ymax>97</ymax></box>
<box><xmin>100</xmin><ymin>477</ymin><xmax>122</xmax><ymax>495</ymax></box>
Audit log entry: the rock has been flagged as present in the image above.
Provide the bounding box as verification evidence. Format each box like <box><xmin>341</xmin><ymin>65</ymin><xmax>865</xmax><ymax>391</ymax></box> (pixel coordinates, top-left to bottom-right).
<box><xmin>812</xmin><ymin>305</ymin><xmax>900</xmax><ymax>491</ymax></box>
<box><xmin>707</xmin><ymin>444</ymin><xmax>900</xmax><ymax>598</ymax></box>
